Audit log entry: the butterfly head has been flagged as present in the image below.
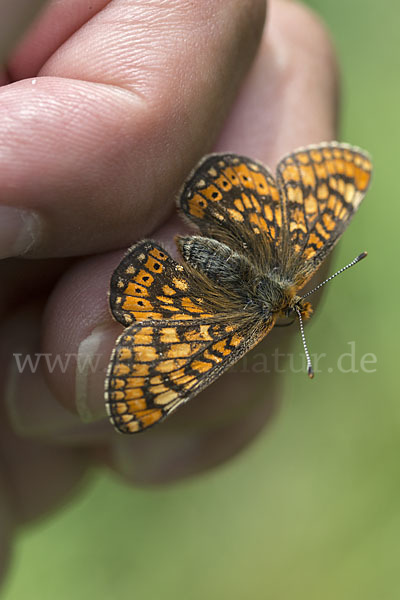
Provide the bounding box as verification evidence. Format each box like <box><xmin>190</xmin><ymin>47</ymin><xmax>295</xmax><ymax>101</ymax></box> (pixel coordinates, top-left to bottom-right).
<box><xmin>287</xmin><ymin>297</ymin><xmax>313</xmax><ymax>321</ymax></box>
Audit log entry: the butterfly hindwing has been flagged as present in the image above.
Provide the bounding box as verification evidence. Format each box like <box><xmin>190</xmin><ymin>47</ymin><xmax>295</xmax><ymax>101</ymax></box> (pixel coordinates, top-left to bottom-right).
<box><xmin>276</xmin><ymin>142</ymin><xmax>372</xmax><ymax>284</ymax></box>
<box><xmin>105</xmin><ymin>316</ymin><xmax>272</xmax><ymax>433</ymax></box>
<box><xmin>109</xmin><ymin>240</ymin><xmax>214</xmax><ymax>326</ymax></box>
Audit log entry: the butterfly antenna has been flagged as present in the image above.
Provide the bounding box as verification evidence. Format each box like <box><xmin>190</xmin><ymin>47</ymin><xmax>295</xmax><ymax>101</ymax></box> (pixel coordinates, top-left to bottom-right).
<box><xmin>301</xmin><ymin>252</ymin><xmax>367</xmax><ymax>300</ymax></box>
<box><xmin>295</xmin><ymin>306</ymin><xmax>314</xmax><ymax>379</ymax></box>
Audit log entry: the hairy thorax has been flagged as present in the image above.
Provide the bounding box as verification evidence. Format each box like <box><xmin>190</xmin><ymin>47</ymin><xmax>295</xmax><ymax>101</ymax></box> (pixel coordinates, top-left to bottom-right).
<box><xmin>177</xmin><ymin>235</ymin><xmax>312</xmax><ymax>322</ymax></box>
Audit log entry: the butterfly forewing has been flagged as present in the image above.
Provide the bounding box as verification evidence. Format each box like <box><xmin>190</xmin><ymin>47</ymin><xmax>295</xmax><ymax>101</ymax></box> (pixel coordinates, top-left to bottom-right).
<box><xmin>179</xmin><ymin>154</ymin><xmax>284</xmax><ymax>263</ymax></box>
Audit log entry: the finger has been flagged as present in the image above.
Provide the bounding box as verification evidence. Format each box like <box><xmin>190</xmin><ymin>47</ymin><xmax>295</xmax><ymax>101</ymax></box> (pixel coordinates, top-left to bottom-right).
<box><xmin>0</xmin><ymin>257</ymin><xmax>71</xmax><ymax>318</ymax></box>
<box><xmin>0</xmin><ymin>420</ymin><xmax>89</xmax><ymax>523</ymax></box>
<box><xmin>215</xmin><ymin>0</ymin><xmax>338</xmax><ymax>160</ymax></box>
<box><xmin>41</xmin><ymin>0</ymin><xmax>338</xmax><ymax>412</ymax></box>
<box><xmin>15</xmin><ymin>0</ymin><xmax>339</xmax><ymax>483</ymax></box>
<box><xmin>0</xmin><ymin>0</ymin><xmax>47</xmax><ymax>63</ymax></box>
<box><xmin>2</xmin><ymin>302</ymin><xmax>114</xmax><ymax>443</ymax></box>
<box><xmin>5</xmin><ymin>338</ymin><xmax>114</xmax><ymax>445</ymax></box>
<box><xmin>0</xmin><ymin>0</ymin><xmax>266</xmax><ymax>259</ymax></box>
<box><xmin>41</xmin><ymin>216</ymin><xmax>193</xmax><ymax>421</ymax></box>
<box><xmin>0</xmin><ymin>307</ymin><xmax>89</xmax><ymax>525</ymax></box>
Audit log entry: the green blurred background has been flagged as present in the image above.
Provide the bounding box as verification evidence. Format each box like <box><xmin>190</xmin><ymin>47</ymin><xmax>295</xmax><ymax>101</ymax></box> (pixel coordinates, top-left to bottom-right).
<box><xmin>4</xmin><ymin>0</ymin><xmax>398</xmax><ymax>598</ymax></box>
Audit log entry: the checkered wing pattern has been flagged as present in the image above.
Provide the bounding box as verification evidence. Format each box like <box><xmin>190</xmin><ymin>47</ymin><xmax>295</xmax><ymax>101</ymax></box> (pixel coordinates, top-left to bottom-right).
<box><xmin>276</xmin><ymin>143</ymin><xmax>372</xmax><ymax>285</ymax></box>
<box><xmin>109</xmin><ymin>241</ymin><xmax>214</xmax><ymax>327</ymax></box>
<box><xmin>179</xmin><ymin>154</ymin><xmax>283</xmax><ymax>263</ymax></box>
<box><xmin>105</xmin><ymin>317</ymin><xmax>271</xmax><ymax>433</ymax></box>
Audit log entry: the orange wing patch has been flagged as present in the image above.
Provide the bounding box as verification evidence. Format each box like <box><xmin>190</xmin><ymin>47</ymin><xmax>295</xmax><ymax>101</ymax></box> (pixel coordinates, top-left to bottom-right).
<box><xmin>276</xmin><ymin>142</ymin><xmax>372</xmax><ymax>283</ymax></box>
<box><xmin>109</xmin><ymin>241</ymin><xmax>214</xmax><ymax>327</ymax></box>
<box><xmin>179</xmin><ymin>154</ymin><xmax>284</xmax><ymax>255</ymax></box>
<box><xmin>105</xmin><ymin>318</ymin><xmax>269</xmax><ymax>433</ymax></box>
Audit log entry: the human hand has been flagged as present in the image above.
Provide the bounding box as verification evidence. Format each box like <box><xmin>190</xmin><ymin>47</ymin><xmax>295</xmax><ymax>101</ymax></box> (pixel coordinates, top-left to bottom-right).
<box><xmin>0</xmin><ymin>0</ymin><xmax>338</xmax><ymax>581</ymax></box>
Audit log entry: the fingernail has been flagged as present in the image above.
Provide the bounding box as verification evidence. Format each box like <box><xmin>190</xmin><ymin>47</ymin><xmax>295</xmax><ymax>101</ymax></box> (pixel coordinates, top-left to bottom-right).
<box><xmin>5</xmin><ymin>348</ymin><xmax>115</xmax><ymax>442</ymax></box>
<box><xmin>76</xmin><ymin>324</ymin><xmax>118</xmax><ymax>423</ymax></box>
<box><xmin>0</xmin><ymin>206</ymin><xmax>41</xmax><ymax>258</ymax></box>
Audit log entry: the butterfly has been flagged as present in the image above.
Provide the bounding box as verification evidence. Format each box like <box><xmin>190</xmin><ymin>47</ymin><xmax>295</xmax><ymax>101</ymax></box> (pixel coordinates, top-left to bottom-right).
<box><xmin>105</xmin><ymin>142</ymin><xmax>372</xmax><ymax>433</ymax></box>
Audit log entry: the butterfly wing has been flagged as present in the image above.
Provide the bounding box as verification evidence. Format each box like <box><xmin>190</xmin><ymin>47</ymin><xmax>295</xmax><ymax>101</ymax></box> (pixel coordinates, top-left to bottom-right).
<box><xmin>179</xmin><ymin>154</ymin><xmax>284</xmax><ymax>264</ymax></box>
<box><xmin>107</xmin><ymin>239</ymin><xmax>274</xmax><ymax>433</ymax></box>
<box><xmin>109</xmin><ymin>240</ymin><xmax>214</xmax><ymax>326</ymax></box>
<box><xmin>276</xmin><ymin>142</ymin><xmax>372</xmax><ymax>286</ymax></box>
<box><xmin>105</xmin><ymin>316</ymin><xmax>273</xmax><ymax>433</ymax></box>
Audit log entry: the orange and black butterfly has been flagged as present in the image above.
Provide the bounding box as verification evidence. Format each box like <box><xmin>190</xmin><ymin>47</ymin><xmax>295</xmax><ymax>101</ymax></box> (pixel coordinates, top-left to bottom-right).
<box><xmin>105</xmin><ymin>142</ymin><xmax>372</xmax><ymax>433</ymax></box>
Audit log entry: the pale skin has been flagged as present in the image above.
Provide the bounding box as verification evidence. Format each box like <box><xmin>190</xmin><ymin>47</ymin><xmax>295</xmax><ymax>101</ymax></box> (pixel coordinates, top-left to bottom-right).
<box><xmin>0</xmin><ymin>0</ymin><xmax>338</xmax><ymax>583</ymax></box>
